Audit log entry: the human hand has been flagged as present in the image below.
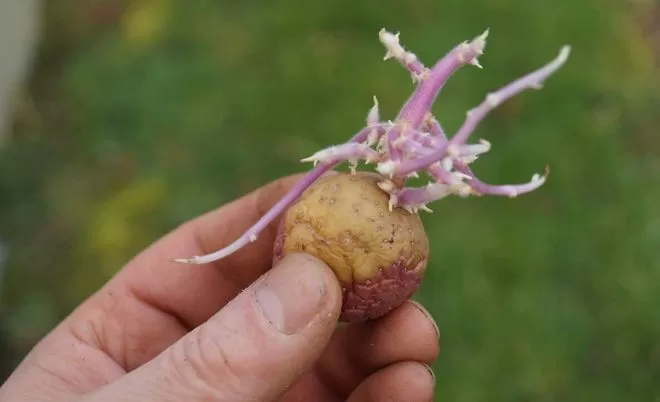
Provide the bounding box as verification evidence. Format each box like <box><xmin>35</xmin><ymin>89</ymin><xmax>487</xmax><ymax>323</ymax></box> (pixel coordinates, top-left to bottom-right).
<box><xmin>0</xmin><ymin>174</ymin><xmax>440</xmax><ymax>401</ymax></box>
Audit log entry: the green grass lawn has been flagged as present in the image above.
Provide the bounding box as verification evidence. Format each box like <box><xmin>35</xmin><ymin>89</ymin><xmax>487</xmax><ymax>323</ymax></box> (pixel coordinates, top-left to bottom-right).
<box><xmin>2</xmin><ymin>0</ymin><xmax>660</xmax><ymax>400</ymax></box>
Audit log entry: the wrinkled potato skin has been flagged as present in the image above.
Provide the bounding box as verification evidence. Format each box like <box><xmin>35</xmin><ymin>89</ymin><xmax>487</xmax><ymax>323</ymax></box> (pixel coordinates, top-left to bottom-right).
<box><xmin>273</xmin><ymin>171</ymin><xmax>430</xmax><ymax>322</ymax></box>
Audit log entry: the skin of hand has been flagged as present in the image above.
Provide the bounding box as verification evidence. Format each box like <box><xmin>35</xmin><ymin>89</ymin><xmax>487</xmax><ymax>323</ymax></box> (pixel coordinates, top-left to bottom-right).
<box><xmin>0</xmin><ymin>174</ymin><xmax>440</xmax><ymax>402</ymax></box>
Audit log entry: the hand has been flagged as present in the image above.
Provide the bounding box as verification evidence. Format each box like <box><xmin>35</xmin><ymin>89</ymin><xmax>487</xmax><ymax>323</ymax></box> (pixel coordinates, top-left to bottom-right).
<box><xmin>0</xmin><ymin>174</ymin><xmax>440</xmax><ymax>402</ymax></box>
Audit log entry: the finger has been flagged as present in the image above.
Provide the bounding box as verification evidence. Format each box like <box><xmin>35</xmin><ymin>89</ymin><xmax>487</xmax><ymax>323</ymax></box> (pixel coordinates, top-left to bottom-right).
<box><xmin>278</xmin><ymin>300</ymin><xmax>440</xmax><ymax>401</ymax></box>
<box><xmin>66</xmin><ymin>174</ymin><xmax>307</xmax><ymax>370</ymax></box>
<box><xmin>82</xmin><ymin>253</ymin><xmax>343</xmax><ymax>402</ymax></box>
<box><xmin>346</xmin><ymin>361</ymin><xmax>436</xmax><ymax>402</ymax></box>
<box><xmin>317</xmin><ymin>300</ymin><xmax>440</xmax><ymax>396</ymax></box>
<box><xmin>115</xmin><ymin>173</ymin><xmax>307</xmax><ymax>328</ymax></box>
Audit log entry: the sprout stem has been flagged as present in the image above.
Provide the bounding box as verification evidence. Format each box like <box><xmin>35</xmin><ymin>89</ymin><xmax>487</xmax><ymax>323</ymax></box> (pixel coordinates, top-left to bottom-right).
<box><xmin>174</xmin><ymin>28</ymin><xmax>571</xmax><ymax>265</ymax></box>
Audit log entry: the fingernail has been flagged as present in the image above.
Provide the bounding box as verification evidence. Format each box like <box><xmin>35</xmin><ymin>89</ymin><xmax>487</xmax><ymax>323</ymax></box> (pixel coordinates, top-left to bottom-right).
<box><xmin>422</xmin><ymin>363</ymin><xmax>436</xmax><ymax>384</ymax></box>
<box><xmin>406</xmin><ymin>300</ymin><xmax>440</xmax><ymax>339</ymax></box>
<box><xmin>255</xmin><ymin>253</ymin><xmax>327</xmax><ymax>334</ymax></box>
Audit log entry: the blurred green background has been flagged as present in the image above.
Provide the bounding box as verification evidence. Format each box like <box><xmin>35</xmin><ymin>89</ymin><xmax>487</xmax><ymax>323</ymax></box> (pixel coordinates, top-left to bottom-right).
<box><xmin>1</xmin><ymin>0</ymin><xmax>660</xmax><ymax>400</ymax></box>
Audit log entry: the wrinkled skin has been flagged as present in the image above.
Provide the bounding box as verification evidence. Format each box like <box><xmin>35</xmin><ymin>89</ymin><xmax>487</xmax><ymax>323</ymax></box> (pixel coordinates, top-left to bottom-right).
<box><xmin>274</xmin><ymin>171</ymin><xmax>430</xmax><ymax>322</ymax></box>
<box><xmin>0</xmin><ymin>173</ymin><xmax>440</xmax><ymax>402</ymax></box>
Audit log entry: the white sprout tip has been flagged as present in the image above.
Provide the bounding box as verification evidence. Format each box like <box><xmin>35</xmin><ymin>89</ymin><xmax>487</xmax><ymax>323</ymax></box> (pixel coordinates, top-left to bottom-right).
<box><xmin>173</xmin><ymin>256</ymin><xmax>208</xmax><ymax>265</ymax></box>
<box><xmin>453</xmin><ymin>171</ymin><xmax>473</xmax><ymax>181</ymax></box>
<box><xmin>388</xmin><ymin>194</ymin><xmax>398</xmax><ymax>212</ymax></box>
<box><xmin>349</xmin><ymin>161</ymin><xmax>358</xmax><ymax>174</ymax></box>
<box><xmin>367</xmin><ymin>95</ymin><xmax>380</xmax><ymax>125</ymax></box>
<box><xmin>172</xmin><ymin>257</ymin><xmax>198</xmax><ymax>264</ymax></box>
<box><xmin>300</xmin><ymin>148</ymin><xmax>332</xmax><ymax>163</ymax></box>
<box><xmin>542</xmin><ymin>45</ymin><xmax>571</xmax><ymax>74</ymax></box>
<box><xmin>557</xmin><ymin>45</ymin><xmax>571</xmax><ymax>64</ymax></box>
<box><xmin>470</xmin><ymin>58</ymin><xmax>483</xmax><ymax>69</ymax></box>
<box><xmin>477</xmin><ymin>28</ymin><xmax>490</xmax><ymax>41</ymax></box>
<box><xmin>419</xmin><ymin>204</ymin><xmax>433</xmax><ymax>213</ymax></box>
<box><xmin>471</xmin><ymin>28</ymin><xmax>489</xmax><ymax>54</ymax></box>
<box><xmin>376</xmin><ymin>160</ymin><xmax>398</xmax><ymax>177</ymax></box>
<box><xmin>378</xmin><ymin>28</ymin><xmax>405</xmax><ymax>61</ymax></box>
<box><xmin>531</xmin><ymin>171</ymin><xmax>548</xmax><ymax>185</ymax></box>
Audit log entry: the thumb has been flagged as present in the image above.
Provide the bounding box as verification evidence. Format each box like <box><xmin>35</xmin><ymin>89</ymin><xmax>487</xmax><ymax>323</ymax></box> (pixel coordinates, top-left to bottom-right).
<box><xmin>83</xmin><ymin>253</ymin><xmax>342</xmax><ymax>402</ymax></box>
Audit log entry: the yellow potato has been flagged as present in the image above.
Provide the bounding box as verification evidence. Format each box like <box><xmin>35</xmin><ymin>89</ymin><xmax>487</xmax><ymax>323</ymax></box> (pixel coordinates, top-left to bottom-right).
<box><xmin>273</xmin><ymin>171</ymin><xmax>429</xmax><ymax>322</ymax></box>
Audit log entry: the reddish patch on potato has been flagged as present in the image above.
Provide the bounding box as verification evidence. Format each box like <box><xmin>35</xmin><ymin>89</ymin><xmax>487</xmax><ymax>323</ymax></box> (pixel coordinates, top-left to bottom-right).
<box><xmin>340</xmin><ymin>258</ymin><xmax>426</xmax><ymax>322</ymax></box>
<box><xmin>273</xmin><ymin>171</ymin><xmax>429</xmax><ymax>322</ymax></box>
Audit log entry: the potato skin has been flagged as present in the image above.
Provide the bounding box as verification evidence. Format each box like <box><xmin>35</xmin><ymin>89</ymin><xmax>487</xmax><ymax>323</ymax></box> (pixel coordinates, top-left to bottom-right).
<box><xmin>273</xmin><ymin>171</ymin><xmax>430</xmax><ymax>322</ymax></box>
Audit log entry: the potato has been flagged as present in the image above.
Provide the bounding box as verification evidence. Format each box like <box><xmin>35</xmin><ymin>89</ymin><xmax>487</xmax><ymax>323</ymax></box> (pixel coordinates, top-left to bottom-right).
<box><xmin>174</xmin><ymin>28</ymin><xmax>569</xmax><ymax>325</ymax></box>
<box><xmin>273</xmin><ymin>172</ymin><xmax>429</xmax><ymax>322</ymax></box>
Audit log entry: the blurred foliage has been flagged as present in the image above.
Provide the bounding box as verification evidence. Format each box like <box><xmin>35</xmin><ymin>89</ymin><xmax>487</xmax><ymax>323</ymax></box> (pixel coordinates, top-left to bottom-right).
<box><xmin>1</xmin><ymin>0</ymin><xmax>660</xmax><ymax>400</ymax></box>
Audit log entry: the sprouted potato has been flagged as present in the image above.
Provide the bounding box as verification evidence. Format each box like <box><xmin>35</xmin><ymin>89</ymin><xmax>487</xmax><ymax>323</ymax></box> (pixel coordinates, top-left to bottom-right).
<box><xmin>174</xmin><ymin>28</ymin><xmax>571</xmax><ymax>322</ymax></box>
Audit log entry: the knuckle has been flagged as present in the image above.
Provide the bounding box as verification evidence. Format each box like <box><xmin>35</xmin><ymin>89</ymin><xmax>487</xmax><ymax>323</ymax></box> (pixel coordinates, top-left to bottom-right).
<box><xmin>166</xmin><ymin>324</ymin><xmax>247</xmax><ymax>399</ymax></box>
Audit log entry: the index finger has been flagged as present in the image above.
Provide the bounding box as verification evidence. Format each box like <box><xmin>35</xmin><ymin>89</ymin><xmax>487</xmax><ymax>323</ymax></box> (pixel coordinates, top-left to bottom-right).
<box><xmin>67</xmin><ymin>173</ymin><xmax>306</xmax><ymax>370</ymax></box>
<box><xmin>123</xmin><ymin>173</ymin><xmax>307</xmax><ymax>324</ymax></box>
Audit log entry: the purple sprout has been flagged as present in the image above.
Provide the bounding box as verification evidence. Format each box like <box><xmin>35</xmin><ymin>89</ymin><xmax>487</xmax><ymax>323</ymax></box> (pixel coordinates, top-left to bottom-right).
<box><xmin>175</xmin><ymin>28</ymin><xmax>570</xmax><ymax>265</ymax></box>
